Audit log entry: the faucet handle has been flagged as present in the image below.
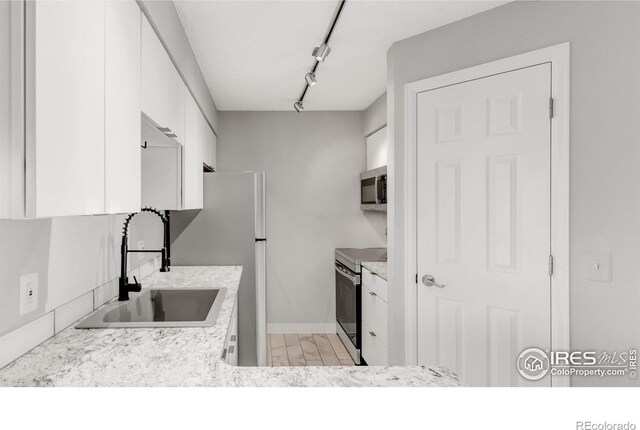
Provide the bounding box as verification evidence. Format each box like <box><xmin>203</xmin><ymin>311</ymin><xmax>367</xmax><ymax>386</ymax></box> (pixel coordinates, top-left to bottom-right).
<box><xmin>130</xmin><ymin>276</ymin><xmax>142</xmax><ymax>292</ymax></box>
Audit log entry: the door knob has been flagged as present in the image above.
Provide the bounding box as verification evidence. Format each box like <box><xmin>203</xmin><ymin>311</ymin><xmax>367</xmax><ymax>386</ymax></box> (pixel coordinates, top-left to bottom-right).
<box><xmin>422</xmin><ymin>274</ymin><xmax>445</xmax><ymax>288</ymax></box>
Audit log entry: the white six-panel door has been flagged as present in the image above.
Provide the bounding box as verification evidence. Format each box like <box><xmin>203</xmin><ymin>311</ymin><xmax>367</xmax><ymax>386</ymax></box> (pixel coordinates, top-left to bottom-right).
<box><xmin>417</xmin><ymin>64</ymin><xmax>552</xmax><ymax>386</ymax></box>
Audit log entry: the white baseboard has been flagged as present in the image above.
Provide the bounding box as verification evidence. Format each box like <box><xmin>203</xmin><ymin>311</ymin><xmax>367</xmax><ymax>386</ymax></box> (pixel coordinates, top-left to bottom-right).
<box><xmin>54</xmin><ymin>291</ymin><xmax>94</xmax><ymax>334</ymax></box>
<box><xmin>267</xmin><ymin>323</ymin><xmax>336</xmax><ymax>334</ymax></box>
<box><xmin>0</xmin><ymin>312</ymin><xmax>54</xmax><ymax>369</ymax></box>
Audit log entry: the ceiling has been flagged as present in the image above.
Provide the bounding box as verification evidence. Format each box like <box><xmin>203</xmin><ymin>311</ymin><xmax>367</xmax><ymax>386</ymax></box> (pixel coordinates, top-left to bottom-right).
<box><xmin>174</xmin><ymin>1</ymin><xmax>506</xmax><ymax>111</ymax></box>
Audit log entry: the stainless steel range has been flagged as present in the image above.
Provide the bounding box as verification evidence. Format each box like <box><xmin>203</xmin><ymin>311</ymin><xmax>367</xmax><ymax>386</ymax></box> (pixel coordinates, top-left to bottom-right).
<box><xmin>335</xmin><ymin>247</ymin><xmax>387</xmax><ymax>364</ymax></box>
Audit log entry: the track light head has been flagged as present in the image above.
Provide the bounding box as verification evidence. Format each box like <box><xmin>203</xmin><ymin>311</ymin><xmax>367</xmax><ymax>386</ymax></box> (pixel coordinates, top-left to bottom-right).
<box><xmin>312</xmin><ymin>44</ymin><xmax>331</xmax><ymax>62</ymax></box>
<box><xmin>294</xmin><ymin>101</ymin><xmax>304</xmax><ymax>112</ymax></box>
<box><xmin>305</xmin><ymin>72</ymin><xmax>317</xmax><ymax>87</ymax></box>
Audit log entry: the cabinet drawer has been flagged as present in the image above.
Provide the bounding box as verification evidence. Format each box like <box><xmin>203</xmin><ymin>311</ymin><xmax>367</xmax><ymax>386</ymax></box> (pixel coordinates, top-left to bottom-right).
<box><xmin>361</xmin><ymin>284</ymin><xmax>388</xmax><ymax>347</ymax></box>
<box><xmin>362</xmin><ymin>284</ymin><xmax>375</xmax><ymax>330</ymax></box>
<box><xmin>373</xmin><ymin>295</ymin><xmax>388</xmax><ymax>347</ymax></box>
<box><xmin>361</xmin><ymin>320</ymin><xmax>388</xmax><ymax>366</ymax></box>
<box><xmin>362</xmin><ymin>267</ymin><xmax>387</xmax><ymax>302</ymax></box>
<box><xmin>361</xmin><ymin>320</ymin><xmax>375</xmax><ymax>365</ymax></box>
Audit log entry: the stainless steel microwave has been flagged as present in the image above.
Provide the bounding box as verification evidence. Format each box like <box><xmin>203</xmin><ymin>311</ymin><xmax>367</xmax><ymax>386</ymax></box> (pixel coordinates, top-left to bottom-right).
<box><xmin>360</xmin><ymin>166</ymin><xmax>387</xmax><ymax>211</ymax></box>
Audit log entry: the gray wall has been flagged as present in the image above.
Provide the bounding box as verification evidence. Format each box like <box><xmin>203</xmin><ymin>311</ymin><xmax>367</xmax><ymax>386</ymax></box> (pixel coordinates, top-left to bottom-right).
<box><xmin>388</xmin><ymin>1</ymin><xmax>640</xmax><ymax>386</ymax></box>
<box><xmin>138</xmin><ymin>0</ymin><xmax>219</xmax><ymax>134</ymax></box>
<box><xmin>0</xmin><ymin>212</ymin><xmax>162</xmax><ymax>335</ymax></box>
<box><xmin>218</xmin><ymin>111</ymin><xmax>386</xmax><ymax>330</ymax></box>
<box><xmin>364</xmin><ymin>92</ymin><xmax>387</xmax><ymax>137</ymax></box>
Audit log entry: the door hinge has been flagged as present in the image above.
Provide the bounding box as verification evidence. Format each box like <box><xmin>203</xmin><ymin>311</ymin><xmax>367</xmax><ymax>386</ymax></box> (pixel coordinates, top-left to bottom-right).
<box><xmin>549</xmin><ymin>255</ymin><xmax>554</xmax><ymax>277</ymax></box>
<box><xmin>415</xmin><ymin>273</ymin><xmax>418</xmax><ymax>284</ymax></box>
<box><xmin>549</xmin><ymin>98</ymin><xmax>554</xmax><ymax>119</ymax></box>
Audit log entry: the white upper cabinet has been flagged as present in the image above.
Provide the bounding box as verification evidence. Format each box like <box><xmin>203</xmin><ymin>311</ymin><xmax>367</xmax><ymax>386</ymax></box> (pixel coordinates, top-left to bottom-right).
<box><xmin>141</xmin><ymin>14</ymin><xmax>185</xmax><ymax>144</ymax></box>
<box><xmin>1</xmin><ymin>2</ymin><xmax>213</xmax><ymax>218</ymax></box>
<box><xmin>182</xmin><ymin>88</ymin><xmax>215</xmax><ymax>209</ymax></box>
<box><xmin>25</xmin><ymin>0</ymin><xmax>106</xmax><ymax>217</ymax></box>
<box><xmin>199</xmin><ymin>107</ymin><xmax>212</xmax><ymax>171</ymax></box>
<box><xmin>105</xmin><ymin>0</ymin><xmax>142</xmax><ymax>214</ymax></box>
<box><xmin>183</xmin><ymin>90</ymin><xmax>203</xmax><ymax>210</ymax></box>
<box><xmin>366</xmin><ymin>126</ymin><xmax>388</xmax><ymax>171</ymax></box>
<box><xmin>209</xmin><ymin>129</ymin><xmax>217</xmax><ymax>171</ymax></box>
<box><xmin>1</xmin><ymin>0</ymin><xmax>142</xmax><ymax>219</ymax></box>
<box><xmin>0</xmin><ymin>1</ymin><xmax>18</xmax><ymax>218</ymax></box>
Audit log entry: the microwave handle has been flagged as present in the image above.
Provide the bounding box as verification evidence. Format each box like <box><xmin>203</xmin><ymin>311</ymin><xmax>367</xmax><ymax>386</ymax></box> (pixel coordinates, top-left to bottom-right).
<box><xmin>375</xmin><ymin>175</ymin><xmax>386</xmax><ymax>203</ymax></box>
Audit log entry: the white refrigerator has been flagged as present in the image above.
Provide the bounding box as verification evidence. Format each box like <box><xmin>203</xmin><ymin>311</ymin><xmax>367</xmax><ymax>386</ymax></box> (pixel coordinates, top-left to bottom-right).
<box><xmin>170</xmin><ymin>172</ymin><xmax>267</xmax><ymax>367</ymax></box>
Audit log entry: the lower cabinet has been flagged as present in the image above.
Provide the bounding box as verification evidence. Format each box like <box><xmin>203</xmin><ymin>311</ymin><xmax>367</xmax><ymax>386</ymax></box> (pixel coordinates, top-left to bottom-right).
<box><xmin>223</xmin><ymin>299</ymin><xmax>238</xmax><ymax>366</ymax></box>
<box><xmin>362</xmin><ymin>319</ymin><xmax>387</xmax><ymax>366</ymax></box>
<box><xmin>361</xmin><ymin>267</ymin><xmax>388</xmax><ymax>366</ymax></box>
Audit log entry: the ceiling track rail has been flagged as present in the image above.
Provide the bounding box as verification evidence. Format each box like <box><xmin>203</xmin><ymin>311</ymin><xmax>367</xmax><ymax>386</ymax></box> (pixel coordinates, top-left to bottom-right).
<box><xmin>294</xmin><ymin>0</ymin><xmax>347</xmax><ymax>112</ymax></box>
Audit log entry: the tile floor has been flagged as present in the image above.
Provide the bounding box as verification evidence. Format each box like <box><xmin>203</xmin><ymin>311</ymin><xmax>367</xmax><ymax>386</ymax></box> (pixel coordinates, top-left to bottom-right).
<box><xmin>268</xmin><ymin>333</ymin><xmax>355</xmax><ymax>367</ymax></box>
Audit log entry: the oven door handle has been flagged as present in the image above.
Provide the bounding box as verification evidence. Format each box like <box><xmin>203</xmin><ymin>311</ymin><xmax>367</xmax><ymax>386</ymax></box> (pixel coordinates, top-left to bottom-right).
<box><xmin>335</xmin><ymin>265</ymin><xmax>360</xmax><ymax>286</ymax></box>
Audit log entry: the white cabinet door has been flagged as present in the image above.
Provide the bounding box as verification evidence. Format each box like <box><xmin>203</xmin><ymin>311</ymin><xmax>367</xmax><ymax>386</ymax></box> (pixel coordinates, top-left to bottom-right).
<box><xmin>198</xmin><ymin>105</ymin><xmax>209</xmax><ymax>169</ymax></box>
<box><xmin>361</xmin><ymin>319</ymin><xmax>377</xmax><ymax>364</ymax></box>
<box><xmin>0</xmin><ymin>1</ymin><xmax>16</xmax><ymax>218</ymax></box>
<box><xmin>141</xmin><ymin>14</ymin><xmax>185</xmax><ymax>144</ymax></box>
<box><xmin>362</xmin><ymin>267</ymin><xmax>388</xmax><ymax>302</ymax></box>
<box><xmin>362</xmin><ymin>275</ymin><xmax>389</xmax><ymax>365</ymax></box>
<box><xmin>105</xmin><ymin>0</ymin><xmax>141</xmax><ymax>214</ymax></box>
<box><xmin>373</xmin><ymin>295</ymin><xmax>388</xmax><ymax>347</ymax></box>
<box><xmin>362</xmin><ymin>284</ymin><xmax>388</xmax><ymax>348</ymax></box>
<box><xmin>362</xmin><ymin>319</ymin><xmax>388</xmax><ymax>366</ymax></box>
<box><xmin>2</xmin><ymin>2</ymin><xmax>24</xmax><ymax>219</ymax></box>
<box><xmin>209</xmin><ymin>129</ymin><xmax>217</xmax><ymax>171</ymax></box>
<box><xmin>183</xmin><ymin>91</ymin><xmax>203</xmax><ymax>209</ymax></box>
<box><xmin>202</xmin><ymin>122</ymin><xmax>212</xmax><ymax>168</ymax></box>
<box><xmin>26</xmin><ymin>1</ymin><xmax>105</xmax><ymax>217</ymax></box>
<box><xmin>366</xmin><ymin>126</ymin><xmax>388</xmax><ymax>170</ymax></box>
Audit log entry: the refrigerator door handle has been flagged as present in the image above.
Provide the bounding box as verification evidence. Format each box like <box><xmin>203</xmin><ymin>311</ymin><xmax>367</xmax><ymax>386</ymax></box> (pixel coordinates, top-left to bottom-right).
<box><xmin>255</xmin><ymin>238</ymin><xmax>267</xmax><ymax>242</ymax></box>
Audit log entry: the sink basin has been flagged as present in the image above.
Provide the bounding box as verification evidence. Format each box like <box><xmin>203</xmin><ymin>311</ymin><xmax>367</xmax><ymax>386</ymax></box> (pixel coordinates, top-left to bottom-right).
<box><xmin>76</xmin><ymin>288</ymin><xmax>227</xmax><ymax>329</ymax></box>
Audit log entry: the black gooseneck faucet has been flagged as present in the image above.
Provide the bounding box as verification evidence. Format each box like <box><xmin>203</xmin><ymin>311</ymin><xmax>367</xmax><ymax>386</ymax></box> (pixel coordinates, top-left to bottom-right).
<box><xmin>119</xmin><ymin>207</ymin><xmax>171</xmax><ymax>301</ymax></box>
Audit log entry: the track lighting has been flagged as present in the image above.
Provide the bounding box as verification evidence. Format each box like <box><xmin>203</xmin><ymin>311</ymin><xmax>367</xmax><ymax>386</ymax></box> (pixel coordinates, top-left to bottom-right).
<box><xmin>312</xmin><ymin>44</ymin><xmax>331</xmax><ymax>62</ymax></box>
<box><xmin>305</xmin><ymin>72</ymin><xmax>317</xmax><ymax>87</ymax></box>
<box><xmin>292</xmin><ymin>1</ymin><xmax>346</xmax><ymax>112</ymax></box>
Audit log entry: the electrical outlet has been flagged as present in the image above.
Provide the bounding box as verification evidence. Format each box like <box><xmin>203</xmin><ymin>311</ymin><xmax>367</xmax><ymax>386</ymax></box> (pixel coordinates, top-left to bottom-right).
<box><xmin>138</xmin><ymin>240</ymin><xmax>145</xmax><ymax>250</ymax></box>
<box><xmin>20</xmin><ymin>273</ymin><xmax>38</xmax><ymax>315</ymax></box>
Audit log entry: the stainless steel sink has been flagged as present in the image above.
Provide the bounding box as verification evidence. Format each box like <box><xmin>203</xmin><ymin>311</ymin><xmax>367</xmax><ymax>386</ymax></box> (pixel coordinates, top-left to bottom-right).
<box><xmin>76</xmin><ymin>288</ymin><xmax>227</xmax><ymax>329</ymax></box>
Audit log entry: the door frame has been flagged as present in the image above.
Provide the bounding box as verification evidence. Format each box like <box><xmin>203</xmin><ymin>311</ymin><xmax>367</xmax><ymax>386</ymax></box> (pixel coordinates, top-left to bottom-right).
<box><xmin>403</xmin><ymin>43</ymin><xmax>570</xmax><ymax>386</ymax></box>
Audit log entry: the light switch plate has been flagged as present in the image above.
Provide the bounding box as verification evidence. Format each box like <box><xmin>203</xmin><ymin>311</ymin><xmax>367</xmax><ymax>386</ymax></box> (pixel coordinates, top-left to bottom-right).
<box><xmin>19</xmin><ymin>272</ymin><xmax>39</xmax><ymax>315</ymax></box>
<box><xmin>583</xmin><ymin>251</ymin><xmax>613</xmax><ymax>282</ymax></box>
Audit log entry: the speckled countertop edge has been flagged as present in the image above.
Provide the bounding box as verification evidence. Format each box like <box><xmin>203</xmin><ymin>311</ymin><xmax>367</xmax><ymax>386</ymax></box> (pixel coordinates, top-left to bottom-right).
<box><xmin>0</xmin><ymin>266</ymin><xmax>460</xmax><ymax>387</ymax></box>
<box><xmin>361</xmin><ymin>261</ymin><xmax>387</xmax><ymax>281</ymax></box>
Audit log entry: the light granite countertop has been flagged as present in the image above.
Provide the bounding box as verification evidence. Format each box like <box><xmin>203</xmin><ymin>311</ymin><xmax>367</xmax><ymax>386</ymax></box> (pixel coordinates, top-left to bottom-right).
<box><xmin>362</xmin><ymin>261</ymin><xmax>387</xmax><ymax>280</ymax></box>
<box><xmin>0</xmin><ymin>266</ymin><xmax>460</xmax><ymax>387</ymax></box>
